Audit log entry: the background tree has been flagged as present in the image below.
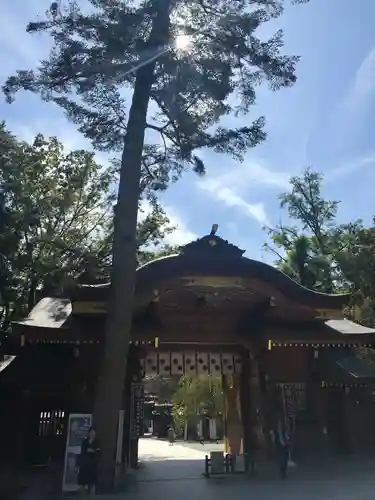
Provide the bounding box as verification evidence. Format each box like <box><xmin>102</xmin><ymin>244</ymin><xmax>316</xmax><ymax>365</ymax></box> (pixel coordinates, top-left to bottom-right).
<box><xmin>144</xmin><ymin>375</ymin><xmax>180</xmax><ymax>403</ymax></box>
<box><xmin>264</xmin><ymin>168</ymin><xmax>344</xmax><ymax>292</ymax></box>
<box><xmin>265</xmin><ymin>168</ymin><xmax>375</xmax><ymax>363</ymax></box>
<box><xmin>3</xmin><ymin>0</ymin><xmax>310</xmax><ymax>483</ymax></box>
<box><xmin>0</xmin><ymin>124</ymin><xmax>19</xmax><ymax>336</ymax></box>
<box><xmin>265</xmin><ymin>166</ymin><xmax>375</xmax><ymax>307</ymax></box>
<box><xmin>86</xmin><ymin>201</ymin><xmax>177</xmax><ymax>284</ymax></box>
<box><xmin>0</xmin><ymin>124</ymin><xmax>115</xmax><ymax>333</ymax></box>
<box><xmin>265</xmin><ymin>168</ymin><xmax>370</xmax><ymax>295</ymax></box>
<box><xmin>342</xmin><ymin>219</ymin><xmax>375</xmax><ymax>366</ymax></box>
<box><xmin>0</xmin><ymin>123</ymin><xmax>176</xmax><ymax>338</ymax></box>
<box><xmin>336</xmin><ymin>217</ymin><xmax>375</xmax><ymax>326</ymax></box>
<box><xmin>171</xmin><ymin>375</ymin><xmax>223</xmax><ymax>437</ymax></box>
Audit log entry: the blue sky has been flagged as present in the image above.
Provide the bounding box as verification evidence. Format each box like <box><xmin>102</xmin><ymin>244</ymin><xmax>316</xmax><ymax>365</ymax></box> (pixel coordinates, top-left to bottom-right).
<box><xmin>1</xmin><ymin>0</ymin><xmax>375</xmax><ymax>261</ymax></box>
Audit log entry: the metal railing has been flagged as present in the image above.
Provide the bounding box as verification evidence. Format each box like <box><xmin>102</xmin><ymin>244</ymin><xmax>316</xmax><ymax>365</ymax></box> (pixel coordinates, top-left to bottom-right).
<box><xmin>203</xmin><ymin>452</ymin><xmax>254</xmax><ymax>478</ymax></box>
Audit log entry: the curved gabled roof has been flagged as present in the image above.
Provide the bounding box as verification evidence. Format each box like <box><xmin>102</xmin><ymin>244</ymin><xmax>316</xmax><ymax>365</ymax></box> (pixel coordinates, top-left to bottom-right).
<box><xmin>71</xmin><ymin>235</ymin><xmax>350</xmax><ymax>310</ymax></box>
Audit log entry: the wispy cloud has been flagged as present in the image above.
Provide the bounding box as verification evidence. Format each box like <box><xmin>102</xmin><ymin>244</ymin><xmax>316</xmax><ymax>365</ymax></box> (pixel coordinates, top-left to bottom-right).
<box><xmin>9</xmin><ymin>120</ymin><xmax>112</xmax><ymax>175</ymax></box>
<box><xmin>306</xmin><ymin>44</ymin><xmax>375</xmax><ymax>168</ymax></box>
<box><xmin>199</xmin><ymin>182</ymin><xmax>270</xmax><ymax>226</ymax></box>
<box><xmin>163</xmin><ymin>205</ymin><xmax>198</xmax><ymax>246</ymax></box>
<box><xmin>326</xmin><ymin>153</ymin><xmax>375</xmax><ymax>181</ymax></box>
<box><xmin>343</xmin><ymin>45</ymin><xmax>375</xmax><ymax>114</ymax></box>
<box><xmin>198</xmin><ymin>158</ymin><xmax>290</xmax><ymax>192</ymax></box>
<box><xmin>196</xmin><ymin>159</ymin><xmax>290</xmax><ymax>226</ymax></box>
<box><xmin>11</xmin><ymin>120</ymin><xmax>89</xmax><ymax>149</ymax></box>
<box><xmin>139</xmin><ymin>200</ymin><xmax>197</xmax><ymax>246</ymax></box>
<box><xmin>0</xmin><ymin>2</ymin><xmax>52</xmax><ymax>80</ymax></box>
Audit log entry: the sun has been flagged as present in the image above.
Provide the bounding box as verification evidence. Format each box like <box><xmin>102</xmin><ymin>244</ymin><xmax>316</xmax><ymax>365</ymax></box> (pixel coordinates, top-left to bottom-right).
<box><xmin>175</xmin><ymin>33</ymin><xmax>191</xmax><ymax>52</ymax></box>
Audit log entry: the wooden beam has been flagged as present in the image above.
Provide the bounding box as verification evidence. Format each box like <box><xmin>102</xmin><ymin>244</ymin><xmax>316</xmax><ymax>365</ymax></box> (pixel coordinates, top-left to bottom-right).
<box><xmin>71</xmin><ymin>301</ymin><xmax>107</xmax><ymax>314</ymax></box>
<box><xmin>269</xmin><ymin>339</ymin><xmax>373</xmax><ymax>348</ymax></box>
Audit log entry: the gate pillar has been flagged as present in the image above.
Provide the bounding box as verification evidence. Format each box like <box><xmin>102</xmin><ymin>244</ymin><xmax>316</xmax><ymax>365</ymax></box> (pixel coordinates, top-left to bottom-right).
<box><xmin>239</xmin><ymin>350</ymin><xmax>253</xmax><ymax>460</ymax></box>
<box><xmin>223</xmin><ymin>350</ymin><xmax>268</xmax><ymax>465</ymax></box>
<box><xmin>223</xmin><ymin>374</ymin><xmax>243</xmax><ymax>456</ymax></box>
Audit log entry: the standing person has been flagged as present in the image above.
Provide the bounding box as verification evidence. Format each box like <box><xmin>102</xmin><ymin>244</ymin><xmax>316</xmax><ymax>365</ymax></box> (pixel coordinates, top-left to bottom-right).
<box><xmin>270</xmin><ymin>416</ymin><xmax>290</xmax><ymax>479</ymax></box>
<box><xmin>77</xmin><ymin>427</ymin><xmax>101</xmax><ymax>496</ymax></box>
<box><xmin>168</xmin><ymin>427</ymin><xmax>175</xmax><ymax>446</ymax></box>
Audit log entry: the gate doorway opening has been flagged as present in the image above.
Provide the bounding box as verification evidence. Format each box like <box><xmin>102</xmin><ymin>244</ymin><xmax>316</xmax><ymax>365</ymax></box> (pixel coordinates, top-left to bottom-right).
<box><xmin>138</xmin><ymin>372</ymin><xmax>226</xmax><ymax>481</ymax></box>
<box><xmin>142</xmin><ymin>373</ymin><xmax>225</xmax><ymax>442</ymax></box>
<box><xmin>140</xmin><ymin>348</ymin><xmax>240</xmax><ymax>440</ymax></box>
<box><xmin>130</xmin><ymin>345</ymin><xmax>254</xmax><ymax>479</ymax></box>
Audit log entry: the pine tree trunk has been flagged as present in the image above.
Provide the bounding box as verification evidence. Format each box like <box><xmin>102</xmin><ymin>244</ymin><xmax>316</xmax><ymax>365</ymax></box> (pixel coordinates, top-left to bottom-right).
<box><xmin>93</xmin><ymin>2</ymin><xmax>171</xmax><ymax>491</ymax></box>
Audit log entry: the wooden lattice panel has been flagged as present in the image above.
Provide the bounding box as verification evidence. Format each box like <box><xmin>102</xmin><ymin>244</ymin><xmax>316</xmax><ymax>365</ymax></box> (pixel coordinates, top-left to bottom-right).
<box><xmin>197</xmin><ymin>352</ymin><xmax>209</xmax><ymax>375</ymax></box>
<box><xmin>158</xmin><ymin>351</ymin><xmax>171</xmax><ymax>376</ymax></box>
<box><xmin>209</xmin><ymin>352</ymin><xmax>222</xmax><ymax>376</ymax></box>
<box><xmin>170</xmin><ymin>352</ymin><xmax>184</xmax><ymax>375</ymax></box>
<box><xmin>184</xmin><ymin>351</ymin><xmax>197</xmax><ymax>375</ymax></box>
<box><xmin>221</xmin><ymin>353</ymin><xmax>235</xmax><ymax>375</ymax></box>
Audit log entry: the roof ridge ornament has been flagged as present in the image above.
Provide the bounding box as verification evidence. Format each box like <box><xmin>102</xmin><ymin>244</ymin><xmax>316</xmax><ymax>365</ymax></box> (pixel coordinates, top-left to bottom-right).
<box><xmin>210</xmin><ymin>223</ymin><xmax>219</xmax><ymax>236</ymax></box>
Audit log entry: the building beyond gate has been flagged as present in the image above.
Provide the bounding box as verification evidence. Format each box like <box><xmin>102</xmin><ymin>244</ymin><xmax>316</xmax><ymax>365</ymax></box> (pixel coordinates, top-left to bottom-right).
<box><xmin>2</xmin><ymin>233</ymin><xmax>375</xmax><ymax>474</ymax></box>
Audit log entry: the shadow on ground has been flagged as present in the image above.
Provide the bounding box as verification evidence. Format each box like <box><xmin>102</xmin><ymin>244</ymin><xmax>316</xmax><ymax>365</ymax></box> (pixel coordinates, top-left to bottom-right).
<box><xmin>14</xmin><ymin>438</ymin><xmax>375</xmax><ymax>500</ymax></box>
<box><xmin>135</xmin><ymin>439</ymin><xmax>375</xmax><ymax>500</ymax></box>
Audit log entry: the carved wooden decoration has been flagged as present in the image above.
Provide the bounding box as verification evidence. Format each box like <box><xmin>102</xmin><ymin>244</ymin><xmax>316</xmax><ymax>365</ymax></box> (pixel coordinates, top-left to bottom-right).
<box><xmin>158</xmin><ymin>351</ymin><xmax>171</xmax><ymax>376</ymax></box>
<box><xmin>180</xmin><ymin>235</ymin><xmax>245</xmax><ymax>259</ymax></box>
<box><xmin>142</xmin><ymin>351</ymin><xmax>240</xmax><ymax>376</ymax></box>
<box><xmin>221</xmin><ymin>353</ymin><xmax>235</xmax><ymax>375</ymax></box>
<box><xmin>171</xmin><ymin>352</ymin><xmax>184</xmax><ymax>375</ymax></box>
<box><xmin>234</xmin><ymin>354</ymin><xmax>242</xmax><ymax>374</ymax></box>
<box><xmin>197</xmin><ymin>352</ymin><xmax>209</xmax><ymax>375</ymax></box>
<box><xmin>209</xmin><ymin>352</ymin><xmax>222</xmax><ymax>376</ymax></box>
<box><xmin>140</xmin><ymin>358</ymin><xmax>146</xmax><ymax>377</ymax></box>
<box><xmin>145</xmin><ymin>352</ymin><xmax>158</xmax><ymax>376</ymax></box>
<box><xmin>184</xmin><ymin>351</ymin><xmax>197</xmax><ymax>375</ymax></box>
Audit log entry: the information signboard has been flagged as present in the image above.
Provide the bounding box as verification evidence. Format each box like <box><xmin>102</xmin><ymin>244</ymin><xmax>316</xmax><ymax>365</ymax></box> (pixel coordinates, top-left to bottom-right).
<box><xmin>130</xmin><ymin>383</ymin><xmax>144</xmax><ymax>439</ymax></box>
<box><xmin>62</xmin><ymin>413</ymin><xmax>92</xmax><ymax>493</ymax></box>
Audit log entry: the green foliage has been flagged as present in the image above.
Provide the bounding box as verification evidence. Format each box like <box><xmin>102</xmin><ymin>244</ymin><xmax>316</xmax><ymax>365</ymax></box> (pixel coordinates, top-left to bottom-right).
<box><xmin>90</xmin><ymin>200</ymin><xmax>177</xmax><ymax>282</ymax></box>
<box><xmin>279</xmin><ymin>169</ymin><xmax>339</xmax><ymax>240</ymax></box>
<box><xmin>4</xmin><ymin>0</ymin><xmax>309</xmax><ymax>193</ymax></box>
<box><xmin>0</xmin><ymin>122</ymin><xmax>176</xmax><ymax>335</ymax></box>
<box><xmin>336</xmin><ymin>218</ymin><xmax>375</xmax><ymax>326</ymax></box>
<box><xmin>172</xmin><ymin>375</ymin><xmax>223</xmax><ymax>430</ymax></box>
<box><xmin>0</xmin><ymin>122</ymin><xmax>114</xmax><ymax>329</ymax></box>
<box><xmin>265</xmin><ymin>167</ymin><xmax>375</xmax><ymax>327</ymax></box>
<box><xmin>265</xmin><ymin>168</ymin><xmax>342</xmax><ymax>292</ymax></box>
<box><xmin>136</xmin><ymin>204</ymin><xmax>177</xmax><ymax>265</ymax></box>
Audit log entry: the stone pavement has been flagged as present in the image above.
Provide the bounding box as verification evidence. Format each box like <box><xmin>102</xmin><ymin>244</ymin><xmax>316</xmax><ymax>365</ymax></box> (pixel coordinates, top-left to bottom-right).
<box><xmin>16</xmin><ymin>439</ymin><xmax>375</xmax><ymax>500</ymax></box>
<box><xmin>137</xmin><ymin>436</ymin><xmax>209</xmax><ymax>481</ymax></box>
<box><xmin>112</xmin><ymin>438</ymin><xmax>375</xmax><ymax>500</ymax></box>
<box><xmin>175</xmin><ymin>439</ymin><xmax>224</xmax><ymax>454</ymax></box>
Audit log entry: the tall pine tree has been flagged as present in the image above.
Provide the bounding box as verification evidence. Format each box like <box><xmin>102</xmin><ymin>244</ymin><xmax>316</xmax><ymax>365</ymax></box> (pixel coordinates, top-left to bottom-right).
<box><xmin>4</xmin><ymin>0</ymin><xmax>309</xmax><ymax>487</ymax></box>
